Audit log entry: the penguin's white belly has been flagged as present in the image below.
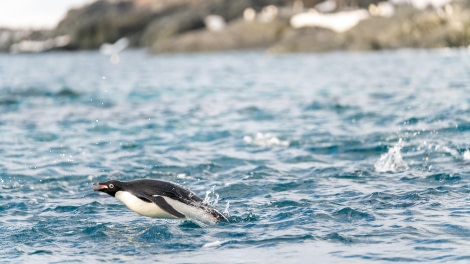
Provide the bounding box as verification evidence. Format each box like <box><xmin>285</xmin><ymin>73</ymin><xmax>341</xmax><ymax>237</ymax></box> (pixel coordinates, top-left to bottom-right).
<box><xmin>115</xmin><ymin>191</ymin><xmax>218</xmax><ymax>223</ymax></box>
<box><xmin>115</xmin><ymin>191</ymin><xmax>177</xmax><ymax>219</ymax></box>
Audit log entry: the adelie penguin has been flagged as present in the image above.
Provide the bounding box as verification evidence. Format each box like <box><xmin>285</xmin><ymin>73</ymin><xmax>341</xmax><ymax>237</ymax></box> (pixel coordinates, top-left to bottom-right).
<box><xmin>93</xmin><ymin>179</ymin><xmax>228</xmax><ymax>223</ymax></box>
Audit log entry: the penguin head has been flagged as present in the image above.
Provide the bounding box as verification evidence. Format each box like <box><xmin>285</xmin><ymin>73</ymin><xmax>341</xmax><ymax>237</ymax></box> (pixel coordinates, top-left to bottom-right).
<box><xmin>93</xmin><ymin>180</ymin><xmax>122</xmax><ymax>197</ymax></box>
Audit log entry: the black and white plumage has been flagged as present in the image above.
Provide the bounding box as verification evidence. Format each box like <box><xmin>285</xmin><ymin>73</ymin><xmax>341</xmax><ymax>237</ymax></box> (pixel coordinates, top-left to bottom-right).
<box><xmin>93</xmin><ymin>179</ymin><xmax>228</xmax><ymax>223</ymax></box>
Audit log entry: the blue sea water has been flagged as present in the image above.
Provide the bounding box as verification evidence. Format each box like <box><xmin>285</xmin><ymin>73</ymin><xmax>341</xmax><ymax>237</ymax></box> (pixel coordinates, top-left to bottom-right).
<box><xmin>1</xmin><ymin>49</ymin><xmax>470</xmax><ymax>263</ymax></box>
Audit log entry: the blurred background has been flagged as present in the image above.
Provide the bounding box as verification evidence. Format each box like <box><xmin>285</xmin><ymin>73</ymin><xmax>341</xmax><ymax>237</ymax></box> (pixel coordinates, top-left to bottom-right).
<box><xmin>1</xmin><ymin>0</ymin><xmax>469</xmax><ymax>54</ymax></box>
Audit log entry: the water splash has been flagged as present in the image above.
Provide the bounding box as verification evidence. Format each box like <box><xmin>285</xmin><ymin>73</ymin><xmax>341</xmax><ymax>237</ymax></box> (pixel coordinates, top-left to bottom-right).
<box><xmin>203</xmin><ymin>186</ymin><xmax>230</xmax><ymax>217</ymax></box>
<box><xmin>439</xmin><ymin>145</ymin><xmax>460</xmax><ymax>159</ymax></box>
<box><xmin>223</xmin><ymin>201</ymin><xmax>230</xmax><ymax>216</ymax></box>
<box><xmin>375</xmin><ymin>139</ymin><xmax>408</xmax><ymax>172</ymax></box>
<box><xmin>203</xmin><ymin>186</ymin><xmax>219</xmax><ymax>206</ymax></box>
<box><xmin>243</xmin><ymin>132</ymin><xmax>289</xmax><ymax>147</ymax></box>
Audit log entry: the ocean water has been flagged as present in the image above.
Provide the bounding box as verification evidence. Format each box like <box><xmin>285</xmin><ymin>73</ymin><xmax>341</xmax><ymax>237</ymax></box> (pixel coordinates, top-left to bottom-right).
<box><xmin>1</xmin><ymin>49</ymin><xmax>470</xmax><ymax>263</ymax></box>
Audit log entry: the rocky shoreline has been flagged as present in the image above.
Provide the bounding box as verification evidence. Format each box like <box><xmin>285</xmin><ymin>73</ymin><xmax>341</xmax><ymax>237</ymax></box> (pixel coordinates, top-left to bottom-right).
<box><xmin>1</xmin><ymin>0</ymin><xmax>470</xmax><ymax>54</ymax></box>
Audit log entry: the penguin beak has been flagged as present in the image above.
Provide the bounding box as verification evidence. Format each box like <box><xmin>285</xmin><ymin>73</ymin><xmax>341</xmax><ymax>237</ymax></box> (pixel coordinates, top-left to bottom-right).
<box><xmin>93</xmin><ymin>182</ymin><xmax>108</xmax><ymax>192</ymax></box>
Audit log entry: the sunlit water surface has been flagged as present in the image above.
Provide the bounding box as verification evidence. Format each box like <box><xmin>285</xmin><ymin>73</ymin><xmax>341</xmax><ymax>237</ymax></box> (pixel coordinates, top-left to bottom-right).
<box><xmin>1</xmin><ymin>49</ymin><xmax>470</xmax><ymax>263</ymax></box>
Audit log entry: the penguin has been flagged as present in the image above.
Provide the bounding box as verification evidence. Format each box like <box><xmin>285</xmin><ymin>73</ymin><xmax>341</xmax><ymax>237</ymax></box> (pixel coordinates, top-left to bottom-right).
<box><xmin>93</xmin><ymin>179</ymin><xmax>228</xmax><ymax>223</ymax></box>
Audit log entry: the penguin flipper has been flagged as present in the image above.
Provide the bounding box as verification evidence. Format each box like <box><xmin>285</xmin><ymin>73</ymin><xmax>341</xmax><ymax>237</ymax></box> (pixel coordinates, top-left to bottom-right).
<box><xmin>150</xmin><ymin>195</ymin><xmax>186</xmax><ymax>218</ymax></box>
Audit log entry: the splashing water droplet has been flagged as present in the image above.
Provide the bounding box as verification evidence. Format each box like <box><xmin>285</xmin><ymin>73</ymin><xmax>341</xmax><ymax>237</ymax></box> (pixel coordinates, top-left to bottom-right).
<box><xmin>203</xmin><ymin>186</ymin><xmax>219</xmax><ymax>206</ymax></box>
<box><xmin>223</xmin><ymin>201</ymin><xmax>230</xmax><ymax>216</ymax></box>
<box><xmin>375</xmin><ymin>138</ymin><xmax>408</xmax><ymax>172</ymax></box>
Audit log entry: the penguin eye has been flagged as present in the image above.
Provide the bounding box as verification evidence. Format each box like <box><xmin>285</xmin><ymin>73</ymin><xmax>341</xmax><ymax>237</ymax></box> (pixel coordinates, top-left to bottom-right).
<box><xmin>108</xmin><ymin>183</ymin><xmax>114</xmax><ymax>189</ymax></box>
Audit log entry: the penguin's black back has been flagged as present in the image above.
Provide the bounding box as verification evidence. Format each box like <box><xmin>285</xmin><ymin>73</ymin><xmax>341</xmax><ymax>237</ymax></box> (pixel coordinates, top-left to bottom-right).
<box><xmin>123</xmin><ymin>179</ymin><xmax>204</xmax><ymax>204</ymax></box>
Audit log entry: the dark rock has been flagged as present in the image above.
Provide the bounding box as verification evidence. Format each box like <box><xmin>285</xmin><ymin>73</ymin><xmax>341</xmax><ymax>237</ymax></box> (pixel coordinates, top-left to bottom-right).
<box><xmin>141</xmin><ymin>0</ymin><xmax>292</xmax><ymax>47</ymax></box>
<box><xmin>54</xmin><ymin>0</ymin><xmax>158</xmax><ymax>49</ymax></box>
<box><xmin>269</xmin><ymin>4</ymin><xmax>470</xmax><ymax>53</ymax></box>
<box><xmin>53</xmin><ymin>0</ymin><xmax>295</xmax><ymax>50</ymax></box>
<box><xmin>151</xmin><ymin>18</ymin><xmax>289</xmax><ymax>53</ymax></box>
<box><xmin>268</xmin><ymin>27</ymin><xmax>345</xmax><ymax>53</ymax></box>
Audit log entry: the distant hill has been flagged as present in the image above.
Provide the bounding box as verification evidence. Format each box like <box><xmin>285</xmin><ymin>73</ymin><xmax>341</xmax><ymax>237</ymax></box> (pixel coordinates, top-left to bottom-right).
<box><xmin>52</xmin><ymin>0</ymin><xmax>386</xmax><ymax>50</ymax></box>
<box><xmin>3</xmin><ymin>0</ymin><xmax>470</xmax><ymax>53</ymax></box>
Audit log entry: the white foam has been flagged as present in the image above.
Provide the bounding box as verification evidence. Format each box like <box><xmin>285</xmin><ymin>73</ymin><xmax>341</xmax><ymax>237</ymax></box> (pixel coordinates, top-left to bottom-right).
<box><xmin>439</xmin><ymin>145</ymin><xmax>460</xmax><ymax>159</ymax></box>
<box><xmin>202</xmin><ymin>240</ymin><xmax>222</xmax><ymax>248</ymax></box>
<box><xmin>375</xmin><ymin>139</ymin><xmax>408</xmax><ymax>172</ymax></box>
<box><xmin>463</xmin><ymin>150</ymin><xmax>470</xmax><ymax>161</ymax></box>
<box><xmin>243</xmin><ymin>132</ymin><xmax>289</xmax><ymax>147</ymax></box>
<box><xmin>176</xmin><ymin>173</ymin><xmax>187</xmax><ymax>179</ymax></box>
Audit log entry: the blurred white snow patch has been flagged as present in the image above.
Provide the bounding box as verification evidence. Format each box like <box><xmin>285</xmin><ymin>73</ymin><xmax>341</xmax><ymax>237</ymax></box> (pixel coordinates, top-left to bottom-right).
<box><xmin>243</xmin><ymin>8</ymin><xmax>256</xmax><ymax>21</ymax></box>
<box><xmin>375</xmin><ymin>139</ymin><xmax>408</xmax><ymax>172</ymax></box>
<box><xmin>463</xmin><ymin>150</ymin><xmax>470</xmax><ymax>160</ymax></box>
<box><xmin>204</xmin><ymin>15</ymin><xmax>226</xmax><ymax>31</ymax></box>
<box><xmin>290</xmin><ymin>9</ymin><xmax>369</xmax><ymax>33</ymax></box>
<box><xmin>243</xmin><ymin>132</ymin><xmax>289</xmax><ymax>147</ymax></box>
<box><xmin>369</xmin><ymin>2</ymin><xmax>395</xmax><ymax>17</ymax></box>
<box><xmin>390</xmin><ymin>0</ymin><xmax>452</xmax><ymax>10</ymax></box>
<box><xmin>315</xmin><ymin>0</ymin><xmax>337</xmax><ymax>13</ymax></box>
<box><xmin>203</xmin><ymin>240</ymin><xmax>222</xmax><ymax>248</ymax></box>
